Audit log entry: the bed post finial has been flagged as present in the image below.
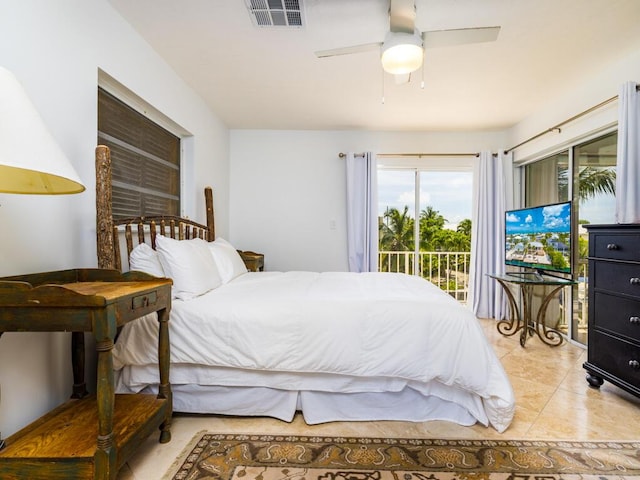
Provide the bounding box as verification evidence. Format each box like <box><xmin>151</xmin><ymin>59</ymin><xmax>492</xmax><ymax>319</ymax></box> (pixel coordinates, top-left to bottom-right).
<box><xmin>205</xmin><ymin>186</ymin><xmax>215</xmax><ymax>242</ymax></box>
<box><xmin>96</xmin><ymin>145</ymin><xmax>116</xmax><ymax>269</ymax></box>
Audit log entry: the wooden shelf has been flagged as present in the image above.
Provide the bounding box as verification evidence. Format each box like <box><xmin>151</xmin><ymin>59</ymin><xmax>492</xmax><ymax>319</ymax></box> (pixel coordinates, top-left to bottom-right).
<box><xmin>0</xmin><ymin>394</ymin><xmax>169</xmax><ymax>479</ymax></box>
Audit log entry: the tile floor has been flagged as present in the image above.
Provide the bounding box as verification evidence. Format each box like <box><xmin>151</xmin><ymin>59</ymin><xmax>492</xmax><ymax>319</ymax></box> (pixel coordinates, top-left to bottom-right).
<box><xmin>118</xmin><ymin>317</ymin><xmax>640</xmax><ymax>479</ymax></box>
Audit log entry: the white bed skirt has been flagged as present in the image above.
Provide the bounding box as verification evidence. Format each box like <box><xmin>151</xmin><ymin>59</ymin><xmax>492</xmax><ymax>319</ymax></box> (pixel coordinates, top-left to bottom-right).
<box><xmin>133</xmin><ymin>383</ymin><xmax>480</xmax><ymax>427</ymax></box>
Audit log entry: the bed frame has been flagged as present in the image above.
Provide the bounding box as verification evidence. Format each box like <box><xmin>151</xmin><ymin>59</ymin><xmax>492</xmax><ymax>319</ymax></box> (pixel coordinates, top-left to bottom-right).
<box><xmin>96</xmin><ymin>145</ymin><xmax>215</xmax><ymax>271</ymax></box>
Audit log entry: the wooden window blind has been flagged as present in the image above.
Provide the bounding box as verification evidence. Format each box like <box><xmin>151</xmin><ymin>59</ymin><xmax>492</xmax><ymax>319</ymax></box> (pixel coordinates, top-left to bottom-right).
<box><xmin>97</xmin><ymin>88</ymin><xmax>180</xmax><ymax>220</ymax></box>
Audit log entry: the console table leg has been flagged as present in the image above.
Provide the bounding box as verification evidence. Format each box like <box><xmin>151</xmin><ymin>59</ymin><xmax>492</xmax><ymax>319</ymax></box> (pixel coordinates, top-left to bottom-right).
<box><xmin>495</xmin><ymin>279</ymin><xmax>524</xmax><ymax>338</ymax></box>
<box><xmin>71</xmin><ymin>331</ymin><xmax>88</xmax><ymax>398</ymax></box>
<box><xmin>534</xmin><ymin>285</ymin><xmax>564</xmax><ymax>346</ymax></box>
<box><xmin>94</xmin><ymin>336</ymin><xmax>117</xmax><ymax>479</ymax></box>
<box><xmin>157</xmin><ymin>307</ymin><xmax>172</xmax><ymax>444</ymax></box>
<box><xmin>520</xmin><ymin>284</ymin><xmax>534</xmax><ymax>347</ymax></box>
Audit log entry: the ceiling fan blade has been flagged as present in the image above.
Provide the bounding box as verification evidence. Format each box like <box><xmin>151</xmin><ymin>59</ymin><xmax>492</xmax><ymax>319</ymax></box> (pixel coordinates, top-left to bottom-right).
<box><xmin>389</xmin><ymin>0</ymin><xmax>416</xmax><ymax>34</ymax></box>
<box><xmin>422</xmin><ymin>26</ymin><xmax>500</xmax><ymax>48</ymax></box>
<box><xmin>314</xmin><ymin>42</ymin><xmax>382</xmax><ymax>58</ymax></box>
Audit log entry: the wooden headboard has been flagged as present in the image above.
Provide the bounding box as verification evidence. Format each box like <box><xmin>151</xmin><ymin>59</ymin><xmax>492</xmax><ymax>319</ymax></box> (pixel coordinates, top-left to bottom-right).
<box><xmin>95</xmin><ymin>145</ymin><xmax>215</xmax><ymax>272</ymax></box>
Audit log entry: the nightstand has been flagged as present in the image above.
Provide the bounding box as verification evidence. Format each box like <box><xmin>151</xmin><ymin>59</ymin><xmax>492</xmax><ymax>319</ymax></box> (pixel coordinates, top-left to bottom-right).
<box><xmin>240</xmin><ymin>250</ymin><xmax>265</xmax><ymax>272</ymax></box>
<box><xmin>0</xmin><ymin>268</ymin><xmax>173</xmax><ymax>480</ymax></box>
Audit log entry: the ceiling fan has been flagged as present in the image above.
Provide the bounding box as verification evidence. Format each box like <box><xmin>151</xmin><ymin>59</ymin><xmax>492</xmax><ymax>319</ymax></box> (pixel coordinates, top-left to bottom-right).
<box><xmin>314</xmin><ymin>0</ymin><xmax>500</xmax><ymax>83</ymax></box>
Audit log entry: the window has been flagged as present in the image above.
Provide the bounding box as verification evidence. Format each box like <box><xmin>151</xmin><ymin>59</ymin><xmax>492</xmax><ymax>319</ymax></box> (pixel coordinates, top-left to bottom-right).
<box><xmin>97</xmin><ymin>88</ymin><xmax>180</xmax><ymax>219</ymax></box>
<box><xmin>378</xmin><ymin>159</ymin><xmax>473</xmax><ymax>303</ymax></box>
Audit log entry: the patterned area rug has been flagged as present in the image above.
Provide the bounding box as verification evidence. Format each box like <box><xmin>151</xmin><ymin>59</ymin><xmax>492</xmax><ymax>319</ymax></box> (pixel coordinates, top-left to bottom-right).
<box><xmin>164</xmin><ymin>433</ymin><xmax>640</xmax><ymax>480</ymax></box>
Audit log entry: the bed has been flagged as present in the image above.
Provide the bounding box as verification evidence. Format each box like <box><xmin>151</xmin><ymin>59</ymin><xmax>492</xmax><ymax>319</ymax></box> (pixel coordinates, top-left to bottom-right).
<box><xmin>95</xmin><ymin>146</ymin><xmax>515</xmax><ymax>432</ymax></box>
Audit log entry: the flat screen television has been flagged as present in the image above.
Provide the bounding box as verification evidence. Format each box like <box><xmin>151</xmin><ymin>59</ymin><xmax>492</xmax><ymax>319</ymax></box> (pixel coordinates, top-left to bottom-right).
<box><xmin>505</xmin><ymin>201</ymin><xmax>572</xmax><ymax>275</ymax></box>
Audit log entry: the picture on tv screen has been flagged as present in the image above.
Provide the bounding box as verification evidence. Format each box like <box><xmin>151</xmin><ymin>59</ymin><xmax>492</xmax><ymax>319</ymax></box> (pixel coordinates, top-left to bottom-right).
<box><xmin>505</xmin><ymin>201</ymin><xmax>572</xmax><ymax>274</ymax></box>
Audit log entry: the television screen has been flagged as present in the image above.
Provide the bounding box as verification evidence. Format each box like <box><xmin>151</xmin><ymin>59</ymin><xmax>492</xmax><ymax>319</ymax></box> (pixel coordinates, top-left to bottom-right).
<box><xmin>505</xmin><ymin>201</ymin><xmax>572</xmax><ymax>275</ymax></box>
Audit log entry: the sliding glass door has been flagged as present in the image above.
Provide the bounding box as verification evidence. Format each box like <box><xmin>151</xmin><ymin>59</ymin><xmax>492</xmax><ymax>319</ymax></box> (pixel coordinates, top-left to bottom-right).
<box><xmin>573</xmin><ymin>133</ymin><xmax>617</xmax><ymax>344</ymax></box>
<box><xmin>523</xmin><ymin>132</ymin><xmax>617</xmax><ymax>345</ymax></box>
<box><xmin>378</xmin><ymin>161</ymin><xmax>473</xmax><ymax>303</ymax></box>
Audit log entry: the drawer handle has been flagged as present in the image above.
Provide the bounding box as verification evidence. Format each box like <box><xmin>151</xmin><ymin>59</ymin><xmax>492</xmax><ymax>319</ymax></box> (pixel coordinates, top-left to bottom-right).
<box><xmin>630</xmin><ymin>278</ymin><xmax>640</xmax><ymax>285</ymax></box>
<box><xmin>630</xmin><ymin>360</ymin><xmax>640</xmax><ymax>370</ymax></box>
<box><xmin>607</xmin><ymin>243</ymin><xmax>619</xmax><ymax>250</ymax></box>
<box><xmin>631</xmin><ymin>316</ymin><xmax>640</xmax><ymax>325</ymax></box>
<box><xmin>132</xmin><ymin>291</ymin><xmax>157</xmax><ymax>309</ymax></box>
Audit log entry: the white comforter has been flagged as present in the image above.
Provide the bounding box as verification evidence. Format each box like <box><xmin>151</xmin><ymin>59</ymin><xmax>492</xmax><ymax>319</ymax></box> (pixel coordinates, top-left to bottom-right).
<box><xmin>113</xmin><ymin>271</ymin><xmax>515</xmax><ymax>431</ymax></box>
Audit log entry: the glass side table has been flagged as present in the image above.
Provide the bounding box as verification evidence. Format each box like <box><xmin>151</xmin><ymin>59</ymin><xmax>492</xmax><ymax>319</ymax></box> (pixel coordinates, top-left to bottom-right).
<box><xmin>488</xmin><ymin>272</ymin><xmax>576</xmax><ymax>347</ymax></box>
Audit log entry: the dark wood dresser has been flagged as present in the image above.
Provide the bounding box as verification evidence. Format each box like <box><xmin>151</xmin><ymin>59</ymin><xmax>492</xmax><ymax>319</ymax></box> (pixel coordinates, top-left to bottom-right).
<box><xmin>584</xmin><ymin>224</ymin><xmax>640</xmax><ymax>397</ymax></box>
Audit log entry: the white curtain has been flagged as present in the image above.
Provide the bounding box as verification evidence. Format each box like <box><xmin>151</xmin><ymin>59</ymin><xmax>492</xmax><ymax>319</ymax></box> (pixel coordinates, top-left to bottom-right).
<box><xmin>468</xmin><ymin>150</ymin><xmax>513</xmax><ymax>319</ymax></box>
<box><xmin>615</xmin><ymin>81</ymin><xmax>640</xmax><ymax>224</ymax></box>
<box><xmin>346</xmin><ymin>152</ymin><xmax>378</xmax><ymax>272</ymax></box>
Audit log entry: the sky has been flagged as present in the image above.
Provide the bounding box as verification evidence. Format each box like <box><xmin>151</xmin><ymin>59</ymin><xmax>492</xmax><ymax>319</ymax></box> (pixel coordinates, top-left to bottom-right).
<box><xmin>377</xmin><ymin>170</ymin><xmax>473</xmax><ymax>230</ymax></box>
<box><xmin>580</xmin><ymin>194</ymin><xmax>616</xmax><ymax>225</ymax></box>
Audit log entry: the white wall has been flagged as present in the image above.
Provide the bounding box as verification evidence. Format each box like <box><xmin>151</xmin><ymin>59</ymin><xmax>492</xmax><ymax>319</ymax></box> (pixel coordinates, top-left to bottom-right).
<box><xmin>0</xmin><ymin>0</ymin><xmax>229</xmax><ymax>437</ymax></box>
<box><xmin>507</xmin><ymin>47</ymin><xmax>640</xmax><ymax>163</ymax></box>
<box><xmin>229</xmin><ymin>130</ymin><xmax>506</xmax><ymax>271</ymax></box>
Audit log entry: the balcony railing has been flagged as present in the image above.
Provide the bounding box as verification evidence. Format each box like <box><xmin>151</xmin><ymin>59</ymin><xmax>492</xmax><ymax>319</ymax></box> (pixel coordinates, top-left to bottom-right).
<box><xmin>378</xmin><ymin>251</ymin><xmax>470</xmax><ymax>303</ymax></box>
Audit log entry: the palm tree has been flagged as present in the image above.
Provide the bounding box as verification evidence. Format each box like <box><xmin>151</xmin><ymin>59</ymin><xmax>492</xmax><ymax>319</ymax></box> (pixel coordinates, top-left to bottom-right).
<box><xmin>379</xmin><ymin>206</ymin><xmax>414</xmax><ymax>251</ymax></box>
<box><xmin>419</xmin><ymin>206</ymin><xmax>447</xmax><ymax>250</ymax></box>
<box><xmin>457</xmin><ymin>219</ymin><xmax>472</xmax><ymax>238</ymax></box>
<box><xmin>558</xmin><ymin>166</ymin><xmax>616</xmax><ymax>201</ymax></box>
<box><xmin>578</xmin><ymin>167</ymin><xmax>616</xmax><ymax>200</ymax></box>
<box><xmin>379</xmin><ymin>206</ymin><xmax>415</xmax><ymax>273</ymax></box>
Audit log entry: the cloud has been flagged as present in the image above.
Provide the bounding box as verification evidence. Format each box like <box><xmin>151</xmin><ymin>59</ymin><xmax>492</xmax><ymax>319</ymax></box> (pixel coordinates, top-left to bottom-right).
<box><xmin>398</xmin><ymin>190</ymin><xmax>430</xmax><ymax>205</ymax></box>
<box><xmin>525</xmin><ymin>214</ymin><xmax>533</xmax><ymax>223</ymax></box>
<box><xmin>506</xmin><ymin>213</ymin><xmax>519</xmax><ymax>222</ymax></box>
<box><xmin>542</xmin><ymin>204</ymin><xmax>569</xmax><ymax>229</ymax></box>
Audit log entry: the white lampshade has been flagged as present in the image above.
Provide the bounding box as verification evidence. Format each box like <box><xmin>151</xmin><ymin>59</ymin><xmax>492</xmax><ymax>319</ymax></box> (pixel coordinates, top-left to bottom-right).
<box><xmin>380</xmin><ymin>30</ymin><xmax>424</xmax><ymax>75</ymax></box>
<box><xmin>0</xmin><ymin>66</ymin><xmax>85</xmax><ymax>194</ymax></box>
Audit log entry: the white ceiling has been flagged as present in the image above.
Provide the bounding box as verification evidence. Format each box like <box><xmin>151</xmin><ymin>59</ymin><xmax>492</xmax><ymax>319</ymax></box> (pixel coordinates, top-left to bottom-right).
<box><xmin>108</xmin><ymin>0</ymin><xmax>640</xmax><ymax>132</ymax></box>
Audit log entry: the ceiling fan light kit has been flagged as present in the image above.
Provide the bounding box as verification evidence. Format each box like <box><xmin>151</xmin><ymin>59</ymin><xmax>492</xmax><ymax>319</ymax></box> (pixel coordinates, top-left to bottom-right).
<box><xmin>313</xmin><ymin>0</ymin><xmax>500</xmax><ymax>86</ymax></box>
<box><xmin>380</xmin><ymin>30</ymin><xmax>424</xmax><ymax>75</ymax></box>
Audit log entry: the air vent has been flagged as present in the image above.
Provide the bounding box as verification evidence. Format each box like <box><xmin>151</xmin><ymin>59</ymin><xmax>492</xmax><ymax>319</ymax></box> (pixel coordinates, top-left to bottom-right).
<box><xmin>245</xmin><ymin>0</ymin><xmax>305</xmax><ymax>28</ymax></box>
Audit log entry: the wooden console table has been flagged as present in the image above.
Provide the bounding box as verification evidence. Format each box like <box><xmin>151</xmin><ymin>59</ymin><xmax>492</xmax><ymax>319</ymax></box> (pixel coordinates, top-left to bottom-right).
<box><xmin>489</xmin><ymin>272</ymin><xmax>575</xmax><ymax>347</ymax></box>
<box><xmin>0</xmin><ymin>268</ymin><xmax>172</xmax><ymax>480</ymax></box>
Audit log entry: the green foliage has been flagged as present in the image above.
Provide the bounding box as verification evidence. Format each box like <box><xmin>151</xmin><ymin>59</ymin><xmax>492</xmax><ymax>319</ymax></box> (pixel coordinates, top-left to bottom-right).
<box><xmin>547</xmin><ymin>248</ymin><xmax>568</xmax><ymax>270</ymax></box>
<box><xmin>419</xmin><ymin>206</ymin><xmax>446</xmax><ymax>250</ymax></box>
<box><xmin>558</xmin><ymin>166</ymin><xmax>616</xmax><ymax>201</ymax></box>
<box><xmin>379</xmin><ymin>205</ymin><xmax>471</xmax><ymax>253</ymax></box>
<box><xmin>379</xmin><ymin>205</ymin><xmax>414</xmax><ymax>251</ymax></box>
<box><xmin>457</xmin><ymin>219</ymin><xmax>471</xmax><ymax>237</ymax></box>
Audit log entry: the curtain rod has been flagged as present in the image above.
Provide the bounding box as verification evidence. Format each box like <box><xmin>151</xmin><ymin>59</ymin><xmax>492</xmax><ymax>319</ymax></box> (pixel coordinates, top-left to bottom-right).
<box><xmin>505</xmin><ymin>83</ymin><xmax>639</xmax><ymax>154</ymax></box>
<box><xmin>338</xmin><ymin>152</ymin><xmax>481</xmax><ymax>158</ymax></box>
<box><xmin>340</xmin><ymin>86</ymin><xmax>639</xmax><ymax>159</ymax></box>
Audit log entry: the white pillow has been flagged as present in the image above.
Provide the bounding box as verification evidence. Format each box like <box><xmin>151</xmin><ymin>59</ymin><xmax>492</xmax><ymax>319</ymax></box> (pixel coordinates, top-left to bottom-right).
<box><xmin>155</xmin><ymin>235</ymin><xmax>223</xmax><ymax>300</ymax></box>
<box><xmin>129</xmin><ymin>243</ymin><xmax>165</xmax><ymax>278</ymax></box>
<box><xmin>208</xmin><ymin>237</ymin><xmax>248</xmax><ymax>283</ymax></box>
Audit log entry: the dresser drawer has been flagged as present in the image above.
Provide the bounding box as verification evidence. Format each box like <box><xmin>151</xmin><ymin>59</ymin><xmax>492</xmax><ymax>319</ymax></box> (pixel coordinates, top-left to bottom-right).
<box><xmin>589</xmin><ymin>332</ymin><xmax>640</xmax><ymax>386</ymax></box>
<box><xmin>593</xmin><ymin>291</ymin><xmax>640</xmax><ymax>340</ymax></box>
<box><xmin>591</xmin><ymin>233</ymin><xmax>640</xmax><ymax>261</ymax></box>
<box><xmin>591</xmin><ymin>260</ymin><xmax>640</xmax><ymax>297</ymax></box>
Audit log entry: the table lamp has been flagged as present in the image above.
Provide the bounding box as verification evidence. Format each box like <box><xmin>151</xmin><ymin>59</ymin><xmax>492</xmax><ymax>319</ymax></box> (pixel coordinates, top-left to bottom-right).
<box><xmin>0</xmin><ymin>66</ymin><xmax>85</xmax><ymax>194</ymax></box>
